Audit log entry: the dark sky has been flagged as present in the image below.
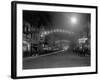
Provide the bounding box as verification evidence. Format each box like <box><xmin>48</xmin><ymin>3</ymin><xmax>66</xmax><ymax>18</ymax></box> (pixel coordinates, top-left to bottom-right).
<box><xmin>23</xmin><ymin>10</ymin><xmax>91</xmax><ymax>33</ymax></box>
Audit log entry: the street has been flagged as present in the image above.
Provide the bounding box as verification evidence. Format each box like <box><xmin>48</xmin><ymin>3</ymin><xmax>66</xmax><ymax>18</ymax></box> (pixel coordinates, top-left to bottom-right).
<box><xmin>23</xmin><ymin>50</ymin><xmax>90</xmax><ymax>69</ymax></box>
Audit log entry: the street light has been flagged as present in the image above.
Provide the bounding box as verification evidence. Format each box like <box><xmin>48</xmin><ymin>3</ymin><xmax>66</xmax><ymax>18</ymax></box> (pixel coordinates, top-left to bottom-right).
<box><xmin>70</xmin><ymin>16</ymin><xmax>77</xmax><ymax>24</ymax></box>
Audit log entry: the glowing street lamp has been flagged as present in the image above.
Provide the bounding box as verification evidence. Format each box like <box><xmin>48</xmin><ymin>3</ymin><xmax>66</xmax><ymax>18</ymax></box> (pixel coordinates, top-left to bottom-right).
<box><xmin>70</xmin><ymin>16</ymin><xmax>77</xmax><ymax>24</ymax></box>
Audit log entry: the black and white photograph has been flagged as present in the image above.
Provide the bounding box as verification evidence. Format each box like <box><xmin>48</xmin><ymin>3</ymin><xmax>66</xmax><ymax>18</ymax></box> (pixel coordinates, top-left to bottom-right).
<box><xmin>11</xmin><ymin>1</ymin><xmax>97</xmax><ymax>79</ymax></box>
<box><xmin>23</xmin><ymin>10</ymin><xmax>91</xmax><ymax>69</ymax></box>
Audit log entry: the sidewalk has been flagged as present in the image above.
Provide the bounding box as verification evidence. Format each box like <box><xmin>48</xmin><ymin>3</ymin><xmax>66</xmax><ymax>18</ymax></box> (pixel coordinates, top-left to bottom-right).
<box><xmin>23</xmin><ymin>50</ymin><xmax>65</xmax><ymax>61</ymax></box>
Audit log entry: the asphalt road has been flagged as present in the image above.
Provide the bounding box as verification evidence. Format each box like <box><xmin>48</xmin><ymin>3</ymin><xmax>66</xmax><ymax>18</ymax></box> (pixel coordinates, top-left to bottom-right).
<box><xmin>23</xmin><ymin>50</ymin><xmax>90</xmax><ymax>69</ymax></box>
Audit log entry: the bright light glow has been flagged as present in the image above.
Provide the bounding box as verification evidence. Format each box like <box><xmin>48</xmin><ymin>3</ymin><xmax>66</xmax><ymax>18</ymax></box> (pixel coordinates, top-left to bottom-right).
<box><xmin>47</xmin><ymin>31</ymin><xmax>50</xmax><ymax>34</ymax></box>
<box><xmin>44</xmin><ymin>31</ymin><xmax>47</xmax><ymax>35</ymax></box>
<box><xmin>70</xmin><ymin>16</ymin><xmax>77</xmax><ymax>24</ymax></box>
<box><xmin>40</xmin><ymin>34</ymin><xmax>43</xmax><ymax>37</ymax></box>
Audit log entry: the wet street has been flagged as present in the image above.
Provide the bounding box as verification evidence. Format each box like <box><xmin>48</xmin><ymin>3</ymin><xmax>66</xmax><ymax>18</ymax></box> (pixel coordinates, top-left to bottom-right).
<box><xmin>23</xmin><ymin>50</ymin><xmax>90</xmax><ymax>69</ymax></box>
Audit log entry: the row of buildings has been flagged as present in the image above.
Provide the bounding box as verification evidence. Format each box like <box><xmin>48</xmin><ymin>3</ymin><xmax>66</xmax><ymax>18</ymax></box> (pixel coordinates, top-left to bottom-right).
<box><xmin>23</xmin><ymin>20</ymin><xmax>90</xmax><ymax>57</ymax></box>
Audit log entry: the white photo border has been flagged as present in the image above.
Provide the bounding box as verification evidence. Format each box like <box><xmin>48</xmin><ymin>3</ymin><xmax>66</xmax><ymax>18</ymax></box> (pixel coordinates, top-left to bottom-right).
<box><xmin>11</xmin><ymin>1</ymin><xmax>98</xmax><ymax>79</ymax></box>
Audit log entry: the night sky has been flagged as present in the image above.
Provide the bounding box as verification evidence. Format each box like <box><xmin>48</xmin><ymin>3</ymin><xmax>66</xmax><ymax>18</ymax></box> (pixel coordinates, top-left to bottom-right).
<box><xmin>23</xmin><ymin>10</ymin><xmax>91</xmax><ymax>33</ymax></box>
